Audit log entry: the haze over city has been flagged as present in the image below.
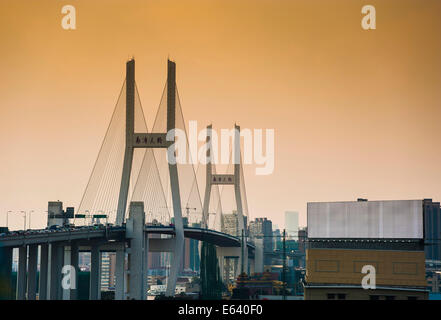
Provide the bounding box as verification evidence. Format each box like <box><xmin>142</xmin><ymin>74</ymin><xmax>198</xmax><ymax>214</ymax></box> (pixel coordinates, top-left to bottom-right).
<box><xmin>1</xmin><ymin>0</ymin><xmax>441</xmax><ymax>231</ymax></box>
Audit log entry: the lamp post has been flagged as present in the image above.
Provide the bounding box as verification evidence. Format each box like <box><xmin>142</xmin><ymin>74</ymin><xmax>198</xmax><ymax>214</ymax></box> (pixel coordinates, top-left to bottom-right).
<box><xmin>98</xmin><ymin>210</ymin><xmax>105</xmax><ymax>225</ymax></box>
<box><xmin>20</xmin><ymin>211</ymin><xmax>26</xmax><ymax>230</ymax></box>
<box><xmin>6</xmin><ymin>210</ymin><xmax>12</xmax><ymax>228</ymax></box>
<box><xmin>85</xmin><ymin>210</ymin><xmax>90</xmax><ymax>226</ymax></box>
<box><xmin>28</xmin><ymin>210</ymin><xmax>34</xmax><ymax>229</ymax></box>
<box><xmin>282</xmin><ymin>229</ymin><xmax>287</xmax><ymax>301</ymax></box>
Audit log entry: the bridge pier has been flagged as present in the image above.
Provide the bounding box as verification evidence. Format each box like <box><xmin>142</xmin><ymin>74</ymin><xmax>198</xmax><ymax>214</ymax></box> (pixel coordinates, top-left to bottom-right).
<box><xmin>115</xmin><ymin>246</ymin><xmax>126</xmax><ymax>300</ymax></box>
<box><xmin>61</xmin><ymin>244</ymin><xmax>78</xmax><ymax>300</ymax></box>
<box><xmin>16</xmin><ymin>246</ymin><xmax>27</xmax><ymax>300</ymax></box>
<box><xmin>216</xmin><ymin>245</ymin><xmax>262</xmax><ymax>282</ymax></box>
<box><xmin>143</xmin><ymin>233</ymin><xmax>149</xmax><ymax>298</ymax></box>
<box><xmin>224</xmin><ymin>257</ymin><xmax>231</xmax><ymax>283</ymax></box>
<box><xmin>49</xmin><ymin>243</ymin><xmax>64</xmax><ymax>300</ymax></box>
<box><xmin>127</xmin><ymin>202</ymin><xmax>147</xmax><ymax>300</ymax></box>
<box><xmin>216</xmin><ymin>247</ymin><xmax>248</xmax><ymax>281</ymax></box>
<box><xmin>27</xmin><ymin>245</ymin><xmax>38</xmax><ymax>300</ymax></box>
<box><xmin>0</xmin><ymin>247</ymin><xmax>13</xmax><ymax>300</ymax></box>
<box><xmin>254</xmin><ymin>239</ymin><xmax>264</xmax><ymax>273</ymax></box>
<box><xmin>89</xmin><ymin>244</ymin><xmax>101</xmax><ymax>300</ymax></box>
<box><xmin>39</xmin><ymin>244</ymin><xmax>49</xmax><ymax>300</ymax></box>
<box><xmin>70</xmin><ymin>243</ymin><xmax>79</xmax><ymax>300</ymax></box>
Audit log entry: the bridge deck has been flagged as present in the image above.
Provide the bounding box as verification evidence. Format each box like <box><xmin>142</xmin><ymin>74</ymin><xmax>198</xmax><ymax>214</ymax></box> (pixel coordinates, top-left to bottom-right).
<box><xmin>0</xmin><ymin>226</ymin><xmax>255</xmax><ymax>250</ymax></box>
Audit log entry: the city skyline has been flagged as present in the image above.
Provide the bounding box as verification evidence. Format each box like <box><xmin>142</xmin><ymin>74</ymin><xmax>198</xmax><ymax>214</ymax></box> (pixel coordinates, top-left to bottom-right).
<box><xmin>2</xmin><ymin>0</ymin><xmax>441</xmax><ymax>230</ymax></box>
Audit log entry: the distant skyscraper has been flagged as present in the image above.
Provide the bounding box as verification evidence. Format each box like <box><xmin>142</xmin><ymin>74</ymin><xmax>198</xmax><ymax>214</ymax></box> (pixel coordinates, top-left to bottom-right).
<box><xmin>423</xmin><ymin>199</ymin><xmax>441</xmax><ymax>262</ymax></box>
<box><xmin>272</xmin><ymin>228</ymin><xmax>281</xmax><ymax>251</ymax></box>
<box><xmin>285</xmin><ymin>211</ymin><xmax>299</xmax><ymax>239</ymax></box>
<box><xmin>221</xmin><ymin>211</ymin><xmax>247</xmax><ymax>237</ymax></box>
<box><xmin>249</xmin><ymin>218</ymin><xmax>273</xmax><ymax>265</ymax></box>
<box><xmin>101</xmin><ymin>252</ymin><xmax>112</xmax><ymax>291</ymax></box>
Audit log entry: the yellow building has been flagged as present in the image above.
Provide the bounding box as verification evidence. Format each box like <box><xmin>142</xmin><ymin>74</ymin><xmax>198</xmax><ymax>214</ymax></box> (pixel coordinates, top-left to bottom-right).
<box><xmin>305</xmin><ymin>247</ymin><xmax>428</xmax><ymax>300</ymax></box>
<box><xmin>305</xmin><ymin>200</ymin><xmax>430</xmax><ymax>300</ymax></box>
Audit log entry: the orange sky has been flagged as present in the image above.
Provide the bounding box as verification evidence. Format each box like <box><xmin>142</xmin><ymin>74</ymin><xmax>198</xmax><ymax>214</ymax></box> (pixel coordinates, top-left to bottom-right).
<box><xmin>1</xmin><ymin>0</ymin><xmax>441</xmax><ymax>230</ymax></box>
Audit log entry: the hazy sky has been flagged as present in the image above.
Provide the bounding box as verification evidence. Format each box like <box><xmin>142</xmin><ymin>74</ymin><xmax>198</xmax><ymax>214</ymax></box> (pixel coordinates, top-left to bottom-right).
<box><xmin>1</xmin><ymin>0</ymin><xmax>441</xmax><ymax>230</ymax></box>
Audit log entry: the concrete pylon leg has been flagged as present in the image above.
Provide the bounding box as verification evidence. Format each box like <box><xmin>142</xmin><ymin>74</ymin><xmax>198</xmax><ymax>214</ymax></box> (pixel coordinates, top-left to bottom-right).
<box><xmin>27</xmin><ymin>245</ymin><xmax>38</xmax><ymax>300</ymax></box>
<box><xmin>16</xmin><ymin>246</ymin><xmax>27</xmax><ymax>300</ymax></box>
<box><xmin>0</xmin><ymin>247</ymin><xmax>13</xmax><ymax>300</ymax></box>
<box><xmin>115</xmin><ymin>246</ymin><xmax>125</xmax><ymax>300</ymax></box>
<box><xmin>89</xmin><ymin>245</ymin><xmax>101</xmax><ymax>300</ymax></box>
<box><xmin>39</xmin><ymin>244</ymin><xmax>49</xmax><ymax>300</ymax></box>
<box><xmin>70</xmin><ymin>243</ymin><xmax>79</xmax><ymax>300</ymax></box>
<box><xmin>165</xmin><ymin>60</ymin><xmax>185</xmax><ymax>298</ymax></box>
<box><xmin>116</xmin><ymin>59</ymin><xmax>135</xmax><ymax>226</ymax></box>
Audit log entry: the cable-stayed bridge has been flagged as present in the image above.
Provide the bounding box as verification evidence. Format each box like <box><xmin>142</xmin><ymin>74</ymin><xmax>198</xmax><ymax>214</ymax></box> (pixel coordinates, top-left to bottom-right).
<box><xmin>0</xmin><ymin>59</ymin><xmax>263</xmax><ymax>300</ymax></box>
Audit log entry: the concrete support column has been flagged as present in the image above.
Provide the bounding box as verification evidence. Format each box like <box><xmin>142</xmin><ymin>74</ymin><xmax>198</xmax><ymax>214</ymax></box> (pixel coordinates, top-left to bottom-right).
<box><xmin>143</xmin><ymin>235</ymin><xmax>149</xmax><ymax>298</ymax></box>
<box><xmin>217</xmin><ymin>247</ymin><xmax>245</xmax><ymax>279</ymax></box>
<box><xmin>233</xmin><ymin>258</ymin><xmax>239</xmax><ymax>280</ymax></box>
<box><xmin>16</xmin><ymin>246</ymin><xmax>27</xmax><ymax>300</ymax></box>
<box><xmin>0</xmin><ymin>247</ymin><xmax>13</xmax><ymax>300</ymax></box>
<box><xmin>27</xmin><ymin>245</ymin><xmax>38</xmax><ymax>300</ymax></box>
<box><xmin>56</xmin><ymin>244</ymin><xmax>64</xmax><ymax>300</ymax></box>
<box><xmin>115</xmin><ymin>245</ymin><xmax>125</xmax><ymax>300</ymax></box>
<box><xmin>49</xmin><ymin>243</ymin><xmax>64</xmax><ymax>300</ymax></box>
<box><xmin>127</xmin><ymin>202</ymin><xmax>146</xmax><ymax>300</ymax></box>
<box><xmin>225</xmin><ymin>258</ymin><xmax>231</xmax><ymax>284</ymax></box>
<box><xmin>217</xmin><ymin>247</ymin><xmax>244</xmax><ymax>283</ymax></box>
<box><xmin>218</xmin><ymin>255</ymin><xmax>225</xmax><ymax>283</ymax></box>
<box><xmin>62</xmin><ymin>247</ymin><xmax>70</xmax><ymax>300</ymax></box>
<box><xmin>254</xmin><ymin>239</ymin><xmax>264</xmax><ymax>274</ymax></box>
<box><xmin>39</xmin><ymin>244</ymin><xmax>49</xmax><ymax>300</ymax></box>
<box><xmin>89</xmin><ymin>245</ymin><xmax>101</xmax><ymax>300</ymax></box>
<box><xmin>249</xmin><ymin>258</ymin><xmax>255</xmax><ymax>275</ymax></box>
<box><xmin>238</xmin><ymin>248</ymin><xmax>248</xmax><ymax>276</ymax></box>
<box><xmin>70</xmin><ymin>242</ymin><xmax>79</xmax><ymax>300</ymax></box>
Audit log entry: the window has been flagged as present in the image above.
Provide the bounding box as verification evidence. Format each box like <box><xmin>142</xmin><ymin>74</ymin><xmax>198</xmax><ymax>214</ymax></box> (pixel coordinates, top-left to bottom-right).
<box><xmin>337</xmin><ymin>294</ymin><xmax>346</xmax><ymax>300</ymax></box>
<box><xmin>385</xmin><ymin>295</ymin><xmax>395</xmax><ymax>300</ymax></box>
<box><xmin>327</xmin><ymin>293</ymin><xmax>335</xmax><ymax>300</ymax></box>
<box><xmin>369</xmin><ymin>295</ymin><xmax>380</xmax><ymax>300</ymax></box>
<box><xmin>407</xmin><ymin>296</ymin><xmax>418</xmax><ymax>300</ymax></box>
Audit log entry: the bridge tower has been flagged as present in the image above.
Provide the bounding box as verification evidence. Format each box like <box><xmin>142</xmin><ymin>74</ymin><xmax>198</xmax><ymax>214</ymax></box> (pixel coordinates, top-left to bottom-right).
<box><xmin>115</xmin><ymin>59</ymin><xmax>184</xmax><ymax>298</ymax></box>
<box><xmin>202</xmin><ymin>125</ymin><xmax>248</xmax><ymax>278</ymax></box>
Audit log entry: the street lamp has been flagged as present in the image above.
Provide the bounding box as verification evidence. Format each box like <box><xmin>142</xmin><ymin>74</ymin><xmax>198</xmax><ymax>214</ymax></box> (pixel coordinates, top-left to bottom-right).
<box><xmin>98</xmin><ymin>210</ymin><xmax>105</xmax><ymax>225</ymax></box>
<box><xmin>28</xmin><ymin>210</ymin><xmax>34</xmax><ymax>229</ymax></box>
<box><xmin>85</xmin><ymin>210</ymin><xmax>90</xmax><ymax>226</ymax></box>
<box><xmin>6</xmin><ymin>211</ymin><xmax>12</xmax><ymax>228</ymax></box>
<box><xmin>20</xmin><ymin>211</ymin><xmax>26</xmax><ymax>230</ymax></box>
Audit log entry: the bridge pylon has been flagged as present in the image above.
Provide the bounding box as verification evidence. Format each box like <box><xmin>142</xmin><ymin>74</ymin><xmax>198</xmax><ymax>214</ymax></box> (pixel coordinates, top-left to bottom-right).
<box><xmin>115</xmin><ymin>59</ymin><xmax>184</xmax><ymax>298</ymax></box>
<box><xmin>201</xmin><ymin>124</ymin><xmax>248</xmax><ymax>278</ymax></box>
